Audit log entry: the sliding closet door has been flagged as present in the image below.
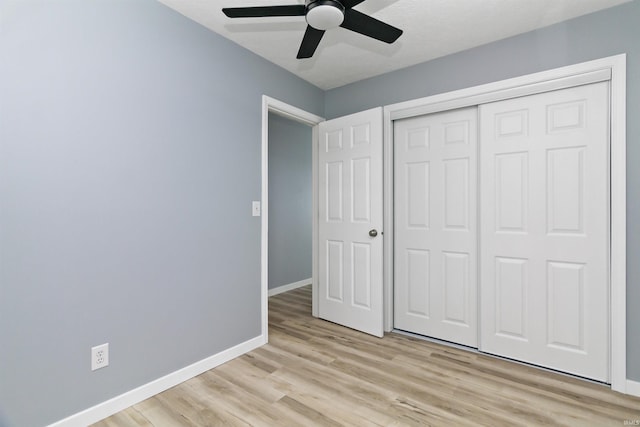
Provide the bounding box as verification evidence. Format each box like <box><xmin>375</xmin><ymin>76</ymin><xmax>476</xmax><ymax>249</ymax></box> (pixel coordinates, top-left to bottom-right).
<box><xmin>479</xmin><ymin>82</ymin><xmax>609</xmax><ymax>382</ymax></box>
<box><xmin>394</xmin><ymin>107</ymin><xmax>478</xmax><ymax>347</ymax></box>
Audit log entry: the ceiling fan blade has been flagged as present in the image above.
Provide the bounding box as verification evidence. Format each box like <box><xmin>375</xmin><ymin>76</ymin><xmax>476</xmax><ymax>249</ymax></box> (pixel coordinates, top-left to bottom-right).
<box><xmin>341</xmin><ymin>0</ymin><xmax>367</xmax><ymax>9</ymax></box>
<box><xmin>222</xmin><ymin>5</ymin><xmax>306</xmax><ymax>18</ymax></box>
<box><xmin>340</xmin><ymin>9</ymin><xmax>403</xmax><ymax>43</ymax></box>
<box><xmin>297</xmin><ymin>25</ymin><xmax>326</xmax><ymax>59</ymax></box>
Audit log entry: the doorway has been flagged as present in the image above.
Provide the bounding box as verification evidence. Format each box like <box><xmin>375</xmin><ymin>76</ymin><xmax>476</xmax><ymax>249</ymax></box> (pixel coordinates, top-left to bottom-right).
<box><xmin>260</xmin><ymin>96</ymin><xmax>324</xmax><ymax>340</ymax></box>
<box><xmin>267</xmin><ymin>112</ymin><xmax>313</xmax><ymax>297</ymax></box>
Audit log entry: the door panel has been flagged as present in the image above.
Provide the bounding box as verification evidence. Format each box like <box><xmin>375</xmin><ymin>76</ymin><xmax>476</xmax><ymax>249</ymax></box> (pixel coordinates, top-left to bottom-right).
<box><xmin>318</xmin><ymin>107</ymin><xmax>383</xmax><ymax>337</ymax></box>
<box><xmin>326</xmin><ymin>241</ymin><xmax>343</xmax><ymax>301</ymax></box>
<box><xmin>406</xmin><ymin>162</ymin><xmax>430</xmax><ymax>228</ymax></box>
<box><xmin>442</xmin><ymin>251</ymin><xmax>470</xmax><ymax>325</ymax></box>
<box><xmin>495</xmin><ymin>256</ymin><xmax>528</xmax><ymax>340</ymax></box>
<box><xmin>407</xmin><ymin>249</ymin><xmax>430</xmax><ymax>317</ymax></box>
<box><xmin>444</xmin><ymin>158</ymin><xmax>470</xmax><ymax>230</ymax></box>
<box><xmin>394</xmin><ymin>107</ymin><xmax>478</xmax><ymax>347</ymax></box>
<box><xmin>495</xmin><ymin>152</ymin><xmax>528</xmax><ymax>232</ymax></box>
<box><xmin>546</xmin><ymin>147</ymin><xmax>585</xmax><ymax>234</ymax></box>
<box><xmin>547</xmin><ymin>261</ymin><xmax>585</xmax><ymax>351</ymax></box>
<box><xmin>479</xmin><ymin>82</ymin><xmax>609</xmax><ymax>382</ymax></box>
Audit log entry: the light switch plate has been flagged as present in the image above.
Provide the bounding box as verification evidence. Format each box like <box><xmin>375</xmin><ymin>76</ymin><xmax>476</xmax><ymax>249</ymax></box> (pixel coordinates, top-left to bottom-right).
<box><xmin>252</xmin><ymin>201</ymin><xmax>261</xmax><ymax>217</ymax></box>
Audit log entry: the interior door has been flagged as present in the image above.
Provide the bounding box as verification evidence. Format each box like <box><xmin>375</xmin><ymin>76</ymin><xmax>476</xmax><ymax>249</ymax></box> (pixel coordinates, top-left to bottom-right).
<box><xmin>479</xmin><ymin>82</ymin><xmax>610</xmax><ymax>382</ymax></box>
<box><xmin>318</xmin><ymin>107</ymin><xmax>384</xmax><ymax>337</ymax></box>
<box><xmin>393</xmin><ymin>107</ymin><xmax>478</xmax><ymax>347</ymax></box>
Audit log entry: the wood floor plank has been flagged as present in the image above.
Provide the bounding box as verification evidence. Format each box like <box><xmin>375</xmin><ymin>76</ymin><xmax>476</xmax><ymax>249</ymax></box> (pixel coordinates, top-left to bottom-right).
<box><xmin>93</xmin><ymin>285</ymin><xmax>640</xmax><ymax>426</ymax></box>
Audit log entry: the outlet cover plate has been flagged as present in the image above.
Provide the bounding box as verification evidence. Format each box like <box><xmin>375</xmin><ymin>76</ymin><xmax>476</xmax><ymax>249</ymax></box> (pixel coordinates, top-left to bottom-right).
<box><xmin>91</xmin><ymin>343</ymin><xmax>109</xmax><ymax>371</ymax></box>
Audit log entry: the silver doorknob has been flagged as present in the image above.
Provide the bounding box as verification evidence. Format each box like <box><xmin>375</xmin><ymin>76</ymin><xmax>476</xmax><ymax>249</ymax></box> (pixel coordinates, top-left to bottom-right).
<box><xmin>369</xmin><ymin>229</ymin><xmax>378</xmax><ymax>237</ymax></box>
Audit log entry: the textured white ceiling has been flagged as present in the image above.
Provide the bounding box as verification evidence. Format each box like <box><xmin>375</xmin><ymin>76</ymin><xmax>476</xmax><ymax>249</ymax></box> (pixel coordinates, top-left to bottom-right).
<box><xmin>157</xmin><ymin>0</ymin><xmax>629</xmax><ymax>90</ymax></box>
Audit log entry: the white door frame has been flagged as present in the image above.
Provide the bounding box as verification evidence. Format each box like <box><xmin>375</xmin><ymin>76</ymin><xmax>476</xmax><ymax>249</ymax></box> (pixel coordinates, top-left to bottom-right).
<box><xmin>383</xmin><ymin>55</ymin><xmax>628</xmax><ymax>393</ymax></box>
<box><xmin>261</xmin><ymin>96</ymin><xmax>324</xmax><ymax>341</ymax></box>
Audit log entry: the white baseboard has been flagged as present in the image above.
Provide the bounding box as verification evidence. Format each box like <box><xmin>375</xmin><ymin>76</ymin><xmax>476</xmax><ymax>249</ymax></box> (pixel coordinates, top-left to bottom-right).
<box><xmin>268</xmin><ymin>277</ymin><xmax>311</xmax><ymax>297</ymax></box>
<box><xmin>48</xmin><ymin>335</ymin><xmax>266</xmax><ymax>427</ymax></box>
<box><xmin>626</xmin><ymin>379</ymin><xmax>640</xmax><ymax>397</ymax></box>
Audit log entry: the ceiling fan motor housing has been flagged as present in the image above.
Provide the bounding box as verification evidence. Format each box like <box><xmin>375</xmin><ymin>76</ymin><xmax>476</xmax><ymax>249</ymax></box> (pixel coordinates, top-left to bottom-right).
<box><xmin>305</xmin><ymin>0</ymin><xmax>345</xmax><ymax>30</ymax></box>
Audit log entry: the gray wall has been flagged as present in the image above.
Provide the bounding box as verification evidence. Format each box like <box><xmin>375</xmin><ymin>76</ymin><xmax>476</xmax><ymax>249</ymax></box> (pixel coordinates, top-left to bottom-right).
<box><xmin>0</xmin><ymin>1</ymin><xmax>323</xmax><ymax>426</ymax></box>
<box><xmin>325</xmin><ymin>1</ymin><xmax>640</xmax><ymax>381</ymax></box>
<box><xmin>268</xmin><ymin>114</ymin><xmax>312</xmax><ymax>290</ymax></box>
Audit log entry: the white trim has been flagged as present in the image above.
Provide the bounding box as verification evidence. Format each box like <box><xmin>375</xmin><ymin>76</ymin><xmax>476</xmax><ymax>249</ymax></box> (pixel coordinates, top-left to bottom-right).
<box><xmin>626</xmin><ymin>380</ymin><xmax>640</xmax><ymax>397</ymax></box>
<box><xmin>382</xmin><ymin>107</ymin><xmax>394</xmax><ymax>332</ymax></box>
<box><xmin>383</xmin><ymin>54</ymin><xmax>627</xmax><ymax>392</ymax></box>
<box><xmin>268</xmin><ymin>278</ymin><xmax>312</xmax><ymax>297</ymax></box>
<box><xmin>265</xmin><ymin>96</ymin><xmax>325</xmax><ymax>127</ymax></box>
<box><xmin>48</xmin><ymin>336</ymin><xmax>265</xmax><ymax>427</ymax></box>
<box><xmin>311</xmin><ymin>124</ymin><xmax>320</xmax><ymax>318</ymax></box>
<box><xmin>261</xmin><ymin>96</ymin><xmax>324</xmax><ymax>338</ymax></box>
<box><xmin>608</xmin><ymin>54</ymin><xmax>627</xmax><ymax>393</ymax></box>
<box><xmin>387</xmin><ymin>65</ymin><xmax>612</xmax><ymax>121</ymax></box>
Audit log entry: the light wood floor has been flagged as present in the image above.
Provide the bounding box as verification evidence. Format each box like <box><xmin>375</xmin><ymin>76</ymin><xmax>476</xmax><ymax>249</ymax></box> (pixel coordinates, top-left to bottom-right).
<box><xmin>94</xmin><ymin>286</ymin><xmax>639</xmax><ymax>426</ymax></box>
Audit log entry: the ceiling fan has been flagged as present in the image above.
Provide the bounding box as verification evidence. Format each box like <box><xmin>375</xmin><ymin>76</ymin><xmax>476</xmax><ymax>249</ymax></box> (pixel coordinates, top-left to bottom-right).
<box><xmin>222</xmin><ymin>0</ymin><xmax>403</xmax><ymax>59</ymax></box>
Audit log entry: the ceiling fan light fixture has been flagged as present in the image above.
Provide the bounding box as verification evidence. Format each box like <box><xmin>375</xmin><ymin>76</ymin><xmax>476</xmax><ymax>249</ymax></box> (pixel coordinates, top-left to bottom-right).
<box><xmin>306</xmin><ymin>0</ymin><xmax>345</xmax><ymax>30</ymax></box>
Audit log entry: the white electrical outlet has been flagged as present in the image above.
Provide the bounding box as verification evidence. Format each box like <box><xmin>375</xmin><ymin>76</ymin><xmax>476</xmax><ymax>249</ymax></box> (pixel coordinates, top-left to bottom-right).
<box><xmin>91</xmin><ymin>343</ymin><xmax>109</xmax><ymax>371</ymax></box>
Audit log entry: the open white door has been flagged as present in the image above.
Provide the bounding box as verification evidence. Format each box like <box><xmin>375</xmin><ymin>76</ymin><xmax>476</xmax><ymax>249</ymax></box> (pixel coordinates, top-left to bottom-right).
<box><xmin>318</xmin><ymin>107</ymin><xmax>384</xmax><ymax>337</ymax></box>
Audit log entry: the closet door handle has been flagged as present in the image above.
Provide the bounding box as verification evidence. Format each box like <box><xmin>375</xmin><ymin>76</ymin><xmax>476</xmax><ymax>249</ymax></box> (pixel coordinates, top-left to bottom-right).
<box><xmin>369</xmin><ymin>229</ymin><xmax>378</xmax><ymax>238</ymax></box>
